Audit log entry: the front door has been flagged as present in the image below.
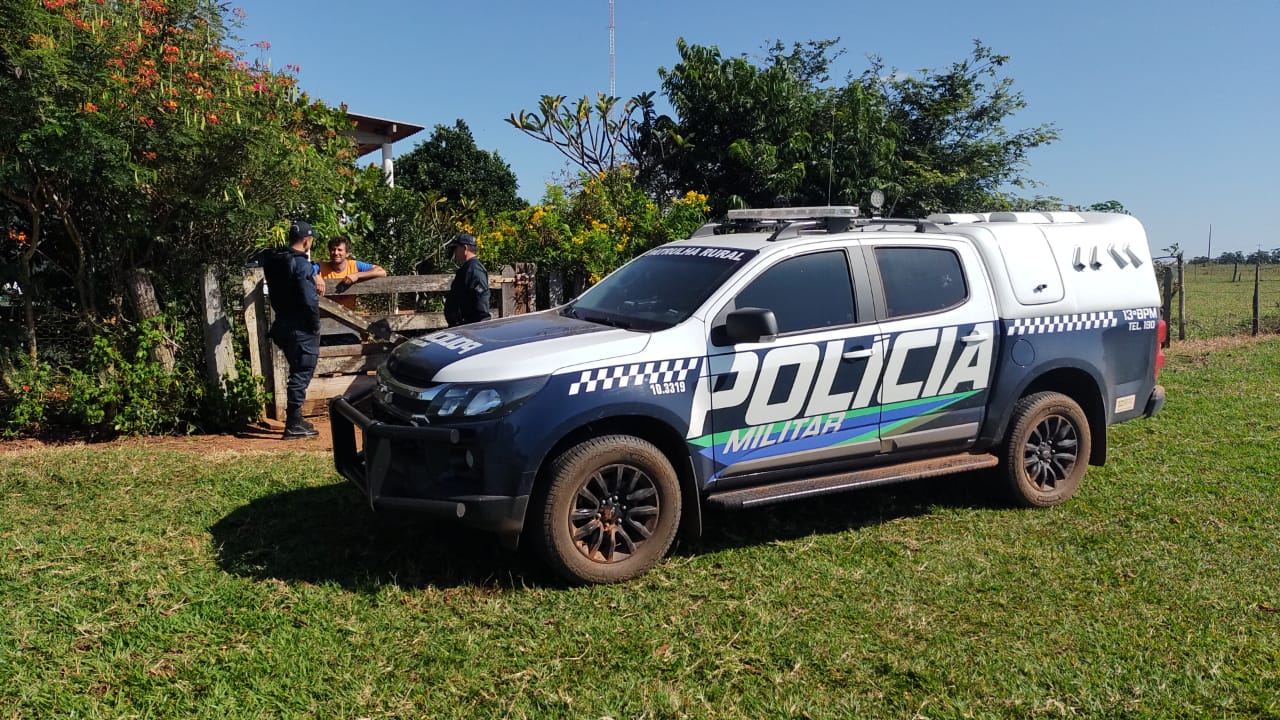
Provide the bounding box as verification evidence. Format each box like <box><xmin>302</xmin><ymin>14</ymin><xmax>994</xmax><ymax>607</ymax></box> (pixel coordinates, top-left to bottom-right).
<box><xmin>691</xmin><ymin>248</ymin><xmax>884</xmax><ymax>486</ymax></box>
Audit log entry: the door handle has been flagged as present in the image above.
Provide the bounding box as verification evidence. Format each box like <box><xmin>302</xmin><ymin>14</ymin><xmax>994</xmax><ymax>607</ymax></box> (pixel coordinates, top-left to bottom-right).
<box><xmin>842</xmin><ymin>348</ymin><xmax>875</xmax><ymax>360</ymax></box>
<box><xmin>961</xmin><ymin>331</ymin><xmax>989</xmax><ymax>344</ymax></box>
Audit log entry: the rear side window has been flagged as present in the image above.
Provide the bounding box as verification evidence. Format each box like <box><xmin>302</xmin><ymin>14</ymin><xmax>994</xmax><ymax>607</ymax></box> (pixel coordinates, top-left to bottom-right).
<box><xmin>734</xmin><ymin>250</ymin><xmax>855</xmax><ymax>333</ymax></box>
<box><xmin>875</xmin><ymin>247</ymin><xmax>967</xmax><ymax>318</ymax></box>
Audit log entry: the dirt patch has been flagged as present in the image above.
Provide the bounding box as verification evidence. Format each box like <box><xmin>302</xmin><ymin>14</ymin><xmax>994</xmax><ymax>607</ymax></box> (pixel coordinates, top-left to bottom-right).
<box><xmin>0</xmin><ymin>415</ymin><xmax>334</xmax><ymax>456</ymax></box>
<box><xmin>1168</xmin><ymin>335</ymin><xmax>1274</xmax><ymax>356</ymax></box>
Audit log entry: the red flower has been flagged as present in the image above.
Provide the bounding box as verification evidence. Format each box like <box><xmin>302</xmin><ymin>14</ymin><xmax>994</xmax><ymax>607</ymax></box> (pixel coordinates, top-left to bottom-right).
<box><xmin>138</xmin><ymin>116</ymin><xmax>154</xmax><ymax>127</ymax></box>
<box><xmin>21</xmin><ymin>385</ymin><xmax>31</xmax><ymax>392</ymax></box>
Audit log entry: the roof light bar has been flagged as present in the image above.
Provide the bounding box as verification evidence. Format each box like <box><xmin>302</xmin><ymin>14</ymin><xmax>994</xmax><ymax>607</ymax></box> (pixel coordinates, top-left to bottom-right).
<box><xmin>726</xmin><ymin>206</ymin><xmax>860</xmax><ymax>221</ymax></box>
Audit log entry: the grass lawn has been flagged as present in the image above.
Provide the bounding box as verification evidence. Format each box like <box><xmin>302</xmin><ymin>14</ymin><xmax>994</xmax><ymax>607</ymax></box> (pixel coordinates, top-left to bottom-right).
<box><xmin>2</xmin><ymin>338</ymin><xmax>1279</xmax><ymax>719</ymax></box>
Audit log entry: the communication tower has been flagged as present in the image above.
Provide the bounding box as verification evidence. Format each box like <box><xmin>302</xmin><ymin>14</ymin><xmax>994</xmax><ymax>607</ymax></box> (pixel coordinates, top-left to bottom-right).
<box><xmin>609</xmin><ymin>0</ymin><xmax>616</xmax><ymax>97</ymax></box>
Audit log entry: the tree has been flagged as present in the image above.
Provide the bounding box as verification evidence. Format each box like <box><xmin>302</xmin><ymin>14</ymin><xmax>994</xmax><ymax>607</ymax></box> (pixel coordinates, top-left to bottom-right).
<box><xmin>1216</xmin><ymin>251</ymin><xmax>1245</xmax><ymax>264</ymax></box>
<box><xmin>394</xmin><ymin>120</ymin><xmax>524</xmax><ymax>214</ymax></box>
<box><xmin>511</xmin><ymin>39</ymin><xmax>1057</xmax><ymax>217</ymax></box>
<box><xmin>1085</xmin><ymin>200</ymin><xmax>1129</xmax><ymax>214</ymax></box>
<box><xmin>864</xmin><ymin>41</ymin><xmax>1059</xmax><ymax>216</ymax></box>
<box><xmin>341</xmin><ymin>165</ymin><xmax>459</xmax><ymax>276</ymax></box>
<box><xmin>1</xmin><ymin>0</ymin><xmax>355</xmax><ymax>362</ymax></box>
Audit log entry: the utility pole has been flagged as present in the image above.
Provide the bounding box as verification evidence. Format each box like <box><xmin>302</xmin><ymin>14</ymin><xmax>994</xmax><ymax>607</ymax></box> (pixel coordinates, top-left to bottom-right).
<box><xmin>608</xmin><ymin>0</ymin><xmax>615</xmax><ymax>98</ymax></box>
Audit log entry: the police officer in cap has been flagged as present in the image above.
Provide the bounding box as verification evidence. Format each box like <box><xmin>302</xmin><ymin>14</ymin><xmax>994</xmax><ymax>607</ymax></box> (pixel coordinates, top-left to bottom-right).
<box><xmin>261</xmin><ymin>220</ymin><xmax>323</xmax><ymax>439</ymax></box>
<box><xmin>443</xmin><ymin>233</ymin><xmax>491</xmax><ymax>327</ymax></box>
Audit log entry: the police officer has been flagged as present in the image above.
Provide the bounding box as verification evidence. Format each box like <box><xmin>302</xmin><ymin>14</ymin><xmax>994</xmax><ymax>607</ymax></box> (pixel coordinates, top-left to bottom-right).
<box><xmin>443</xmin><ymin>233</ymin><xmax>491</xmax><ymax>327</ymax></box>
<box><xmin>261</xmin><ymin>220</ymin><xmax>322</xmax><ymax>439</ymax></box>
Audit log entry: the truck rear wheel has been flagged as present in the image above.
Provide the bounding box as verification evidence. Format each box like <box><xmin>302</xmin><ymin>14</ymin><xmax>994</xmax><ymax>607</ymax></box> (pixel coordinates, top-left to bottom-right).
<box><xmin>536</xmin><ymin>435</ymin><xmax>681</xmax><ymax>584</ymax></box>
<box><xmin>1002</xmin><ymin>391</ymin><xmax>1091</xmax><ymax>507</ymax></box>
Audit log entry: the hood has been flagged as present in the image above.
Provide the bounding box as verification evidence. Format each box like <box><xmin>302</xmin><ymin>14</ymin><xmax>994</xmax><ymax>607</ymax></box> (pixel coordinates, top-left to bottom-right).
<box><xmin>386</xmin><ymin>310</ymin><xmax>650</xmax><ymax>385</ymax></box>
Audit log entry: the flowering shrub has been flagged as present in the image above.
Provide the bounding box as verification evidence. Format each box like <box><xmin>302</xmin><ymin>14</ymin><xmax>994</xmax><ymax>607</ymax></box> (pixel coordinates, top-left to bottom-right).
<box><xmin>0</xmin><ymin>353</ymin><xmax>57</xmax><ymax>438</ymax></box>
<box><xmin>472</xmin><ymin>166</ymin><xmax>710</xmax><ymax>286</ymax></box>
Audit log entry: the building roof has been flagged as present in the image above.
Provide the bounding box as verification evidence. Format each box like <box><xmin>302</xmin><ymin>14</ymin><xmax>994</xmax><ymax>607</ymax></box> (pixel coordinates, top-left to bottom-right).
<box><xmin>346</xmin><ymin>112</ymin><xmax>425</xmax><ymax>158</ymax></box>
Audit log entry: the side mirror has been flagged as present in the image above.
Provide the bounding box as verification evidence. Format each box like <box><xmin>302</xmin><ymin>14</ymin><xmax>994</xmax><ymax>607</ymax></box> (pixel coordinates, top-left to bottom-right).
<box><xmin>724</xmin><ymin>307</ymin><xmax>778</xmax><ymax>344</ymax></box>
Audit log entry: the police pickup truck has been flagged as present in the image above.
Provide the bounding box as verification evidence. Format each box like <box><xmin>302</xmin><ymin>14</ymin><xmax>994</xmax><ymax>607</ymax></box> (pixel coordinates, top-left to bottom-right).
<box><xmin>331</xmin><ymin>207</ymin><xmax>1167</xmax><ymax>584</ymax></box>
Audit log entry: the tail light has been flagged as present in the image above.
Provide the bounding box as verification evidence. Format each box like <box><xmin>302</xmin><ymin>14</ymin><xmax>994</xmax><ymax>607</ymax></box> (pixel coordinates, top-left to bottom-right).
<box><xmin>1154</xmin><ymin>319</ymin><xmax>1167</xmax><ymax>379</ymax></box>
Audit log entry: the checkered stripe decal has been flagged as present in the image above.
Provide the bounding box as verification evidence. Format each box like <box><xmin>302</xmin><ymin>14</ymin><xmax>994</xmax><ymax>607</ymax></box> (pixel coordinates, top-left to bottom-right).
<box><xmin>1007</xmin><ymin>312</ymin><xmax>1117</xmax><ymax>335</ymax></box>
<box><xmin>568</xmin><ymin>358</ymin><xmax>701</xmax><ymax>395</ymax></box>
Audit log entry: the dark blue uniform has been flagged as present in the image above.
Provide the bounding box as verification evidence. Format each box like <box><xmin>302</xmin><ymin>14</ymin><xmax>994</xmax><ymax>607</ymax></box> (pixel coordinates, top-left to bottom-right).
<box><xmin>444</xmin><ymin>257</ymin><xmax>491</xmax><ymax>327</ymax></box>
<box><xmin>262</xmin><ymin>246</ymin><xmax>320</xmax><ymax>423</ymax></box>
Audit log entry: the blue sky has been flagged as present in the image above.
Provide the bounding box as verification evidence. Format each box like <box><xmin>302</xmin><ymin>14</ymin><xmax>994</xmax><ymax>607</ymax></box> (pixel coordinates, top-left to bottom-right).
<box><xmin>237</xmin><ymin>0</ymin><xmax>1278</xmax><ymax>258</ymax></box>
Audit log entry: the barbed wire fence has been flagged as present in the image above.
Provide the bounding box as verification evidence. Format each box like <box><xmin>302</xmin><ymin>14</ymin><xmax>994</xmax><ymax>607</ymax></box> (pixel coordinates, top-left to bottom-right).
<box><xmin>1160</xmin><ymin>261</ymin><xmax>1280</xmax><ymax>341</ymax></box>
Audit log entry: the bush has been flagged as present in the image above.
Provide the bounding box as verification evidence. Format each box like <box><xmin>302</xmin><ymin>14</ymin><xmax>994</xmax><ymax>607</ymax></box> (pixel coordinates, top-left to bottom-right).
<box><xmin>0</xmin><ymin>352</ymin><xmax>58</xmax><ymax>438</ymax></box>
<box><xmin>472</xmin><ymin>166</ymin><xmax>710</xmax><ymax>287</ymax></box>
<box><xmin>1</xmin><ymin>316</ymin><xmax>266</xmax><ymax>438</ymax></box>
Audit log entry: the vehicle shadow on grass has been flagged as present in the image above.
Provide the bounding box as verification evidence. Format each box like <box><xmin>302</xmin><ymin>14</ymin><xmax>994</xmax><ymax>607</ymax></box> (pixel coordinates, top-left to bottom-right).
<box><xmin>210</xmin><ymin>470</ymin><xmax>1009</xmax><ymax>591</ymax></box>
<box><xmin>680</xmin><ymin>469</ymin><xmax>1009</xmax><ymax>557</ymax></box>
<box><xmin>209</xmin><ymin>482</ymin><xmax>546</xmax><ymax>591</ymax></box>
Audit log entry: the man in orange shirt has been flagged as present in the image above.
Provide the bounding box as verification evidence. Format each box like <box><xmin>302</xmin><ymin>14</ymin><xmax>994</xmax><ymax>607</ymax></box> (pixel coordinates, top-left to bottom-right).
<box><xmin>315</xmin><ymin>236</ymin><xmax>386</xmax><ymax>311</ymax></box>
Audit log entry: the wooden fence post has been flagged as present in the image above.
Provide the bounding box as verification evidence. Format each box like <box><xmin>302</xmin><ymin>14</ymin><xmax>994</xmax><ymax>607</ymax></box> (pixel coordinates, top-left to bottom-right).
<box><xmin>500</xmin><ymin>265</ymin><xmax>517</xmax><ymax>318</ymax></box>
<box><xmin>202</xmin><ymin>265</ymin><xmax>237</xmax><ymax>389</ymax></box>
<box><xmin>241</xmin><ymin>266</ymin><xmax>284</xmax><ymax>420</ymax></box>
<box><xmin>1176</xmin><ymin>254</ymin><xmax>1185</xmax><ymax>341</ymax></box>
<box><xmin>549</xmin><ymin>270</ymin><xmax>564</xmax><ymax>307</ymax></box>
<box><xmin>1160</xmin><ymin>266</ymin><xmax>1173</xmax><ymax>348</ymax></box>
<box><xmin>516</xmin><ymin>262</ymin><xmax>538</xmax><ymax>312</ymax></box>
<box><xmin>1253</xmin><ymin>264</ymin><xmax>1261</xmax><ymax>337</ymax></box>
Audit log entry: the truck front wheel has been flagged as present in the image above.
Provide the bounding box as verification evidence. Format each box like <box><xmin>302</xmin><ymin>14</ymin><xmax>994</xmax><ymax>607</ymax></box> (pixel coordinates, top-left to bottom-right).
<box><xmin>536</xmin><ymin>435</ymin><xmax>681</xmax><ymax>584</ymax></box>
<box><xmin>1002</xmin><ymin>391</ymin><xmax>1092</xmax><ymax>507</ymax></box>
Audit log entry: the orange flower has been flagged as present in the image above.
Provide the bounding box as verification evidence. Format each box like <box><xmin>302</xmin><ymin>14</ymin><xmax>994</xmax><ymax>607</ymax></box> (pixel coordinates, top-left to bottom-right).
<box><xmin>82</xmin><ymin>101</ymin><xmax>98</xmax><ymax>113</ymax></box>
<box><xmin>138</xmin><ymin>116</ymin><xmax>154</xmax><ymax>127</ymax></box>
<box><xmin>206</xmin><ymin>113</ymin><xmax>220</xmax><ymax>125</ymax></box>
<box><xmin>143</xmin><ymin>151</ymin><xmax>157</xmax><ymax>160</ymax></box>
<box><xmin>162</xmin><ymin>99</ymin><xmax>178</xmax><ymax>111</ymax></box>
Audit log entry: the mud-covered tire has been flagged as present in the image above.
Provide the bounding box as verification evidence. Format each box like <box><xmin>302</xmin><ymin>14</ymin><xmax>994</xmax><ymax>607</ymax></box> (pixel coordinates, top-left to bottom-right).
<box><xmin>1001</xmin><ymin>391</ymin><xmax>1091</xmax><ymax>508</ymax></box>
<box><xmin>536</xmin><ymin>435</ymin><xmax>681</xmax><ymax>584</ymax></box>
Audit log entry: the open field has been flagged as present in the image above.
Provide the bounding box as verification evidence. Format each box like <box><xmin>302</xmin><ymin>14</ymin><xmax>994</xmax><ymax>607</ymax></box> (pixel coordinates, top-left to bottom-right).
<box><xmin>1173</xmin><ymin>262</ymin><xmax>1280</xmax><ymax>339</ymax></box>
<box><xmin>2</xmin><ymin>337</ymin><xmax>1279</xmax><ymax>719</ymax></box>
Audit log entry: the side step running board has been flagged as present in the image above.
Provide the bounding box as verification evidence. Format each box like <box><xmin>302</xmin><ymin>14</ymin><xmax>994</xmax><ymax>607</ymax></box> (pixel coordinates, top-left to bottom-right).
<box><xmin>704</xmin><ymin>453</ymin><xmax>999</xmax><ymax>510</ymax></box>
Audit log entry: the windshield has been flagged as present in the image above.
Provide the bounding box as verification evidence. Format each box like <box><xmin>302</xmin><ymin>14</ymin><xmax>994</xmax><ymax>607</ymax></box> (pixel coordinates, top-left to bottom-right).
<box><xmin>564</xmin><ymin>245</ymin><xmax>757</xmax><ymax>331</ymax></box>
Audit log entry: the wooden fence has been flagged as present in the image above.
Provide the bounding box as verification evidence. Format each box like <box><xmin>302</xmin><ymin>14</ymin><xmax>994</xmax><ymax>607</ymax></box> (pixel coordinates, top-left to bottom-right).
<box><xmin>204</xmin><ymin>264</ymin><xmax>536</xmax><ymax>420</ymax></box>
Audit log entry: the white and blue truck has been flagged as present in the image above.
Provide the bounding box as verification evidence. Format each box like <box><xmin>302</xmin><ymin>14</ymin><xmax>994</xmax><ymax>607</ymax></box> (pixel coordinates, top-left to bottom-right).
<box><xmin>331</xmin><ymin>207</ymin><xmax>1167</xmax><ymax>584</ymax></box>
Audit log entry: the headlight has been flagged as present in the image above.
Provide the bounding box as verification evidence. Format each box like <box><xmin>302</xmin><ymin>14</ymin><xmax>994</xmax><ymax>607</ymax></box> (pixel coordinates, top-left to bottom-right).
<box><xmin>426</xmin><ymin>377</ymin><xmax>547</xmax><ymax>418</ymax></box>
<box><xmin>377</xmin><ymin>371</ymin><xmax>547</xmax><ymax>421</ymax></box>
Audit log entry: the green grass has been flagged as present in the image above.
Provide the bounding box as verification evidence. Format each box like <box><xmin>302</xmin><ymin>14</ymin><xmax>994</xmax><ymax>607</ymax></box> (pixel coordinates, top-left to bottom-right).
<box><xmin>1174</xmin><ymin>262</ymin><xmax>1280</xmax><ymax>339</ymax></box>
<box><xmin>3</xmin><ymin>341</ymin><xmax>1280</xmax><ymax>719</ymax></box>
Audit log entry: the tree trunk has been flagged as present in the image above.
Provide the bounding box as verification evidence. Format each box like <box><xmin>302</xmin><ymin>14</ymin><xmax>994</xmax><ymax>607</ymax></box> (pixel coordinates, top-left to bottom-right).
<box><xmin>18</xmin><ymin>248</ymin><xmax>37</xmax><ymax>363</ymax></box>
<box><xmin>4</xmin><ymin>185</ymin><xmax>44</xmax><ymax>361</ymax></box>
<box><xmin>124</xmin><ymin>268</ymin><xmax>176</xmax><ymax>373</ymax></box>
<box><xmin>17</xmin><ymin>210</ymin><xmax>43</xmax><ymax>362</ymax></box>
<box><xmin>61</xmin><ymin>212</ymin><xmax>96</xmax><ymax>323</ymax></box>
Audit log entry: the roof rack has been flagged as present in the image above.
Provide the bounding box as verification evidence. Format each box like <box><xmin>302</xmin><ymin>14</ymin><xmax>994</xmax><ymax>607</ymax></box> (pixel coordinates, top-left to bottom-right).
<box><xmin>700</xmin><ymin>206</ymin><xmax>943</xmax><ymax>241</ymax></box>
<box><xmin>855</xmin><ymin>218</ymin><xmax>943</xmax><ymax>234</ymax></box>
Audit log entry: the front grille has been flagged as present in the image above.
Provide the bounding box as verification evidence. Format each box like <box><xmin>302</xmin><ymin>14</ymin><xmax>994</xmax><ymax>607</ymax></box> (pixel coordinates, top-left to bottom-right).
<box><xmin>374</xmin><ymin>366</ymin><xmax>440</xmax><ymax>421</ymax></box>
<box><xmin>386</xmin><ymin>355</ymin><xmax>436</xmax><ymax>388</ymax></box>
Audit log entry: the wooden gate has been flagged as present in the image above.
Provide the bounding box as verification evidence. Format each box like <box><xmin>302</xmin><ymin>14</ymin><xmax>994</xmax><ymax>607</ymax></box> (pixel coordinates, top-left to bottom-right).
<box><xmin>239</xmin><ymin>264</ymin><xmax>536</xmax><ymax>419</ymax></box>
